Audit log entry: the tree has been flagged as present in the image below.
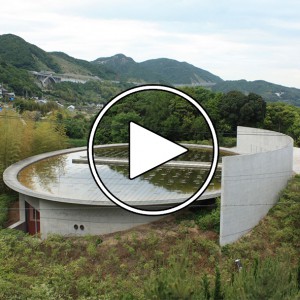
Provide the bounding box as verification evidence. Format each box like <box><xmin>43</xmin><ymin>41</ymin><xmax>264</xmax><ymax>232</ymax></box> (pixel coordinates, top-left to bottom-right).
<box><xmin>110</xmin><ymin>112</ymin><xmax>142</xmax><ymax>143</ymax></box>
<box><xmin>0</xmin><ymin>110</ymin><xmax>67</xmax><ymax>192</ymax></box>
<box><xmin>219</xmin><ymin>91</ymin><xmax>266</xmax><ymax>131</ymax></box>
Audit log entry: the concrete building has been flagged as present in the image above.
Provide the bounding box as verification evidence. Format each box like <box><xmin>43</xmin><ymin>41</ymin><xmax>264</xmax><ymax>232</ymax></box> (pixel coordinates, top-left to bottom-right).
<box><xmin>67</xmin><ymin>105</ymin><xmax>75</xmax><ymax>111</ymax></box>
<box><xmin>3</xmin><ymin>127</ymin><xmax>294</xmax><ymax>244</ymax></box>
<box><xmin>3</xmin><ymin>144</ymin><xmax>225</xmax><ymax>238</ymax></box>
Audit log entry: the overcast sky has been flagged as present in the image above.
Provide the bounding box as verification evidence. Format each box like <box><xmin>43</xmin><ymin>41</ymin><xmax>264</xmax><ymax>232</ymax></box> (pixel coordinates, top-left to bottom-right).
<box><xmin>1</xmin><ymin>0</ymin><xmax>299</xmax><ymax>88</ymax></box>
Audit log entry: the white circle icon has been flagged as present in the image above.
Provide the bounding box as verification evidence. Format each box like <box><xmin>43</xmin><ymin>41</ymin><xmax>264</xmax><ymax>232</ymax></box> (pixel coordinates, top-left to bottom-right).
<box><xmin>88</xmin><ymin>85</ymin><xmax>219</xmax><ymax>216</ymax></box>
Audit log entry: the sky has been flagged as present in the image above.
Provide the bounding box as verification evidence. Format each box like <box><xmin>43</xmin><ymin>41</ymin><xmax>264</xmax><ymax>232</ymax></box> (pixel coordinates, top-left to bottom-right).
<box><xmin>1</xmin><ymin>0</ymin><xmax>300</xmax><ymax>88</ymax></box>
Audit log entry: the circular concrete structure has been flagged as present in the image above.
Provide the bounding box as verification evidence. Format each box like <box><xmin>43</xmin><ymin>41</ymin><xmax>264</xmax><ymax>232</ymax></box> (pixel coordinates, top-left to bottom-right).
<box><xmin>3</xmin><ymin>144</ymin><xmax>235</xmax><ymax>237</ymax></box>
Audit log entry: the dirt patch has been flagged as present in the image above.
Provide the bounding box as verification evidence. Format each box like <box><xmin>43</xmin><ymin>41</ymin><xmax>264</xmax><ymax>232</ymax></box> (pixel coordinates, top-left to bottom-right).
<box><xmin>100</xmin><ymin>212</ymin><xmax>218</xmax><ymax>247</ymax></box>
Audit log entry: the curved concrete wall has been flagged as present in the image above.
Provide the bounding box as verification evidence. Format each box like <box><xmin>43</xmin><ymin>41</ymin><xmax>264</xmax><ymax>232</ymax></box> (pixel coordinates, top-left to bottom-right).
<box><xmin>4</xmin><ymin>144</ymin><xmax>224</xmax><ymax>238</ymax></box>
<box><xmin>21</xmin><ymin>195</ymin><xmax>161</xmax><ymax>238</ymax></box>
<box><xmin>220</xmin><ymin>126</ymin><xmax>294</xmax><ymax>246</ymax></box>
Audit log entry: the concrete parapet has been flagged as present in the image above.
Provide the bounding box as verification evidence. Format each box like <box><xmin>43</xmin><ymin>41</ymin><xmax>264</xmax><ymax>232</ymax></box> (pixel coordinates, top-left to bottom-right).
<box><xmin>220</xmin><ymin>126</ymin><xmax>293</xmax><ymax>246</ymax></box>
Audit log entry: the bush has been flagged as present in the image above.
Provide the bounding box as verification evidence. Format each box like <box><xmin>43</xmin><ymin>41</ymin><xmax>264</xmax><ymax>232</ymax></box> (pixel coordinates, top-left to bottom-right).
<box><xmin>0</xmin><ymin>194</ymin><xmax>16</xmax><ymax>228</ymax></box>
<box><xmin>224</xmin><ymin>257</ymin><xmax>300</xmax><ymax>299</ymax></box>
<box><xmin>144</xmin><ymin>255</ymin><xmax>205</xmax><ymax>299</ymax></box>
<box><xmin>219</xmin><ymin>137</ymin><xmax>236</xmax><ymax>148</ymax></box>
<box><xmin>195</xmin><ymin>199</ymin><xmax>220</xmax><ymax>233</ymax></box>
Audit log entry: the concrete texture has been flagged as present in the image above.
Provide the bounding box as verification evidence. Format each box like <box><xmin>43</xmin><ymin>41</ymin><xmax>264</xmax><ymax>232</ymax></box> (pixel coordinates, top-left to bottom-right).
<box><xmin>4</xmin><ymin>131</ymin><xmax>296</xmax><ymax>241</ymax></box>
<box><xmin>38</xmin><ymin>199</ymin><xmax>163</xmax><ymax>238</ymax></box>
<box><xmin>293</xmin><ymin>147</ymin><xmax>300</xmax><ymax>174</ymax></box>
<box><xmin>3</xmin><ymin>143</ymin><xmax>222</xmax><ymax>206</ymax></box>
<box><xmin>220</xmin><ymin>126</ymin><xmax>294</xmax><ymax>246</ymax></box>
<box><xmin>73</xmin><ymin>157</ymin><xmax>222</xmax><ymax>169</ymax></box>
<box><xmin>4</xmin><ymin>143</ymin><xmax>224</xmax><ymax>238</ymax></box>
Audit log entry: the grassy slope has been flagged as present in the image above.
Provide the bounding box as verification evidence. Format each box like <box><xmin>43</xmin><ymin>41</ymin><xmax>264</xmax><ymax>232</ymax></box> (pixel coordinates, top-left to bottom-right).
<box><xmin>50</xmin><ymin>54</ymin><xmax>93</xmax><ymax>76</ymax></box>
<box><xmin>0</xmin><ymin>34</ymin><xmax>60</xmax><ymax>72</ymax></box>
<box><xmin>0</xmin><ymin>175</ymin><xmax>299</xmax><ymax>299</ymax></box>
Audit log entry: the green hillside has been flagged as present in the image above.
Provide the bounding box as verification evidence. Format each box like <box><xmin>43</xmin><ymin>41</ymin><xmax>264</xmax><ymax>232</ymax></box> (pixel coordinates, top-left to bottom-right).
<box><xmin>0</xmin><ymin>34</ymin><xmax>115</xmax><ymax>80</ymax></box>
<box><xmin>93</xmin><ymin>54</ymin><xmax>167</xmax><ymax>83</ymax></box>
<box><xmin>0</xmin><ymin>34</ymin><xmax>61</xmax><ymax>72</ymax></box>
<box><xmin>141</xmin><ymin>58</ymin><xmax>223</xmax><ymax>85</ymax></box>
<box><xmin>50</xmin><ymin>51</ymin><xmax>115</xmax><ymax>80</ymax></box>
<box><xmin>212</xmin><ymin>79</ymin><xmax>300</xmax><ymax>106</ymax></box>
<box><xmin>0</xmin><ymin>60</ymin><xmax>41</xmax><ymax>96</ymax></box>
<box><xmin>1</xmin><ymin>34</ymin><xmax>300</xmax><ymax>106</ymax></box>
<box><xmin>93</xmin><ymin>54</ymin><xmax>223</xmax><ymax>85</ymax></box>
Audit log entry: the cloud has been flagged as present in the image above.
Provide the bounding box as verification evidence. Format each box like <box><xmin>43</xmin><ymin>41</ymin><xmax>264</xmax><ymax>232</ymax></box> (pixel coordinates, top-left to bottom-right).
<box><xmin>0</xmin><ymin>0</ymin><xmax>299</xmax><ymax>88</ymax></box>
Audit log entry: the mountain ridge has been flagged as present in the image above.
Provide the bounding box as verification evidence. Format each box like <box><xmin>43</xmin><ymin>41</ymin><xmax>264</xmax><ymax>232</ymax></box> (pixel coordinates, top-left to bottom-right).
<box><xmin>92</xmin><ymin>54</ymin><xmax>222</xmax><ymax>85</ymax></box>
<box><xmin>0</xmin><ymin>33</ymin><xmax>300</xmax><ymax>106</ymax></box>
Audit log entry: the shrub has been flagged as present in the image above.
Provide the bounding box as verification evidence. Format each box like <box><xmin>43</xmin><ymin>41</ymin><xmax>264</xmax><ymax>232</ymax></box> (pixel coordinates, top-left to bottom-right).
<box><xmin>195</xmin><ymin>199</ymin><xmax>220</xmax><ymax>233</ymax></box>
<box><xmin>144</xmin><ymin>256</ymin><xmax>204</xmax><ymax>299</ymax></box>
<box><xmin>224</xmin><ymin>257</ymin><xmax>300</xmax><ymax>299</ymax></box>
<box><xmin>0</xmin><ymin>194</ymin><xmax>17</xmax><ymax>228</ymax></box>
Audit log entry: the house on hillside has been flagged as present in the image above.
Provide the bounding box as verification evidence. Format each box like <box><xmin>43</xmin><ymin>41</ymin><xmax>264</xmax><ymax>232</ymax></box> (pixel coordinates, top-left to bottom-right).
<box><xmin>0</xmin><ymin>86</ymin><xmax>7</xmax><ymax>98</ymax></box>
<box><xmin>56</xmin><ymin>101</ymin><xmax>64</xmax><ymax>108</ymax></box>
<box><xmin>36</xmin><ymin>99</ymin><xmax>48</xmax><ymax>105</ymax></box>
<box><xmin>1</xmin><ymin>85</ymin><xmax>15</xmax><ymax>100</ymax></box>
<box><xmin>6</xmin><ymin>93</ymin><xmax>15</xmax><ymax>101</ymax></box>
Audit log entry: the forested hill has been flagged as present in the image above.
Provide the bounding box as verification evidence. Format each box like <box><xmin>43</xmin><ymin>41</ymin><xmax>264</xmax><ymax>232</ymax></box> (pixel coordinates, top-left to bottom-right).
<box><xmin>93</xmin><ymin>54</ymin><xmax>223</xmax><ymax>85</ymax></box>
<box><xmin>140</xmin><ymin>58</ymin><xmax>223</xmax><ymax>85</ymax></box>
<box><xmin>0</xmin><ymin>34</ymin><xmax>114</xmax><ymax>79</ymax></box>
<box><xmin>1</xmin><ymin>33</ymin><xmax>300</xmax><ymax>106</ymax></box>
<box><xmin>0</xmin><ymin>34</ymin><xmax>60</xmax><ymax>72</ymax></box>
<box><xmin>212</xmin><ymin>79</ymin><xmax>300</xmax><ymax>106</ymax></box>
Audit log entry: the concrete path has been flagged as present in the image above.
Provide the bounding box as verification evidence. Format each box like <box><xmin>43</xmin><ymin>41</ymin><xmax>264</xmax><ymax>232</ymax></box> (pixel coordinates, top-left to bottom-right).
<box><xmin>72</xmin><ymin>157</ymin><xmax>222</xmax><ymax>169</ymax></box>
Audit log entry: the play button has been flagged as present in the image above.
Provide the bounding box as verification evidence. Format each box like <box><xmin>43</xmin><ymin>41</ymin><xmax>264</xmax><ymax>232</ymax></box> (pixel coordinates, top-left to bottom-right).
<box><xmin>129</xmin><ymin>122</ymin><xmax>188</xmax><ymax>179</ymax></box>
<box><xmin>88</xmin><ymin>85</ymin><xmax>219</xmax><ymax>216</ymax></box>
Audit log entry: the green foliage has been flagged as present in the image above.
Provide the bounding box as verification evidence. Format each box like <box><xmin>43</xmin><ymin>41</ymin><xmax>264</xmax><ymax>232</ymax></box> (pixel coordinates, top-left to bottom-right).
<box><xmin>94</xmin><ymin>89</ymin><xmax>213</xmax><ymax>144</ymax></box>
<box><xmin>140</xmin><ymin>58</ymin><xmax>223</xmax><ymax>85</ymax></box>
<box><xmin>219</xmin><ymin>91</ymin><xmax>266</xmax><ymax>131</ymax></box>
<box><xmin>111</xmin><ymin>112</ymin><xmax>141</xmax><ymax>143</ymax></box>
<box><xmin>30</xmin><ymin>121</ymin><xmax>67</xmax><ymax>155</ymax></box>
<box><xmin>0</xmin><ymin>175</ymin><xmax>299</xmax><ymax>299</ymax></box>
<box><xmin>1</xmin><ymin>33</ymin><xmax>300</xmax><ymax>108</ymax></box>
<box><xmin>0</xmin><ymin>61</ymin><xmax>41</xmax><ymax>96</ymax></box>
<box><xmin>219</xmin><ymin>137</ymin><xmax>236</xmax><ymax>148</ymax></box>
<box><xmin>14</xmin><ymin>99</ymin><xmax>59</xmax><ymax>115</ymax></box>
<box><xmin>64</xmin><ymin>115</ymin><xmax>89</xmax><ymax>139</ymax></box>
<box><xmin>202</xmin><ymin>274</ymin><xmax>211</xmax><ymax>300</ymax></box>
<box><xmin>212</xmin><ymin>79</ymin><xmax>300</xmax><ymax>106</ymax></box>
<box><xmin>68</xmin><ymin>138</ymin><xmax>87</xmax><ymax>148</ymax></box>
<box><xmin>224</xmin><ymin>257</ymin><xmax>300</xmax><ymax>299</ymax></box>
<box><xmin>214</xmin><ymin>265</ymin><xmax>223</xmax><ymax>300</ymax></box>
<box><xmin>144</xmin><ymin>256</ymin><xmax>204</xmax><ymax>299</ymax></box>
<box><xmin>48</xmin><ymin>80</ymin><xmax>131</xmax><ymax>104</ymax></box>
<box><xmin>51</xmin><ymin>51</ymin><xmax>115</xmax><ymax>80</ymax></box>
<box><xmin>195</xmin><ymin>200</ymin><xmax>221</xmax><ymax>233</ymax></box>
<box><xmin>93</xmin><ymin>54</ymin><xmax>223</xmax><ymax>85</ymax></box>
<box><xmin>0</xmin><ymin>110</ymin><xmax>67</xmax><ymax>192</ymax></box>
<box><xmin>0</xmin><ymin>34</ymin><xmax>60</xmax><ymax>72</ymax></box>
<box><xmin>0</xmin><ymin>194</ymin><xmax>16</xmax><ymax>228</ymax></box>
<box><xmin>264</xmin><ymin>102</ymin><xmax>300</xmax><ymax>145</ymax></box>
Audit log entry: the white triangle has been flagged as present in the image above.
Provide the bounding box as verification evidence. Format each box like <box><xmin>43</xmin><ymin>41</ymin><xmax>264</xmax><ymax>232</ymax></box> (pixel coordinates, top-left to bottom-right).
<box><xmin>129</xmin><ymin>122</ymin><xmax>188</xmax><ymax>179</ymax></box>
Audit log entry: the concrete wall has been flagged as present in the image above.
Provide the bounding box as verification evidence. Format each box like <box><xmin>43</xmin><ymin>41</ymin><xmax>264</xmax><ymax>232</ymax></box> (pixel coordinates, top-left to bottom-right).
<box><xmin>220</xmin><ymin>126</ymin><xmax>293</xmax><ymax>246</ymax></box>
<box><xmin>21</xmin><ymin>197</ymin><xmax>161</xmax><ymax>238</ymax></box>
